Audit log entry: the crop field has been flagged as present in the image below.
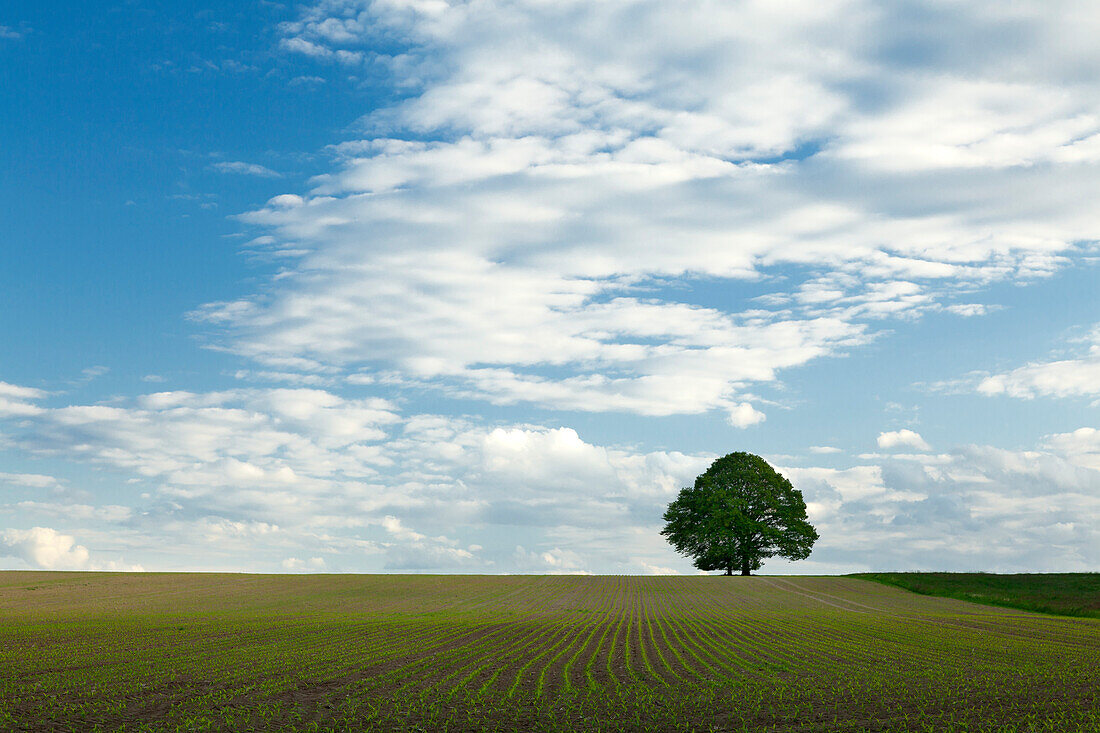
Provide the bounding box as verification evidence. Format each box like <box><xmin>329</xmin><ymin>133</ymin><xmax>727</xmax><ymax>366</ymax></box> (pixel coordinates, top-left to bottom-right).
<box><xmin>2</xmin><ymin>573</ymin><xmax>1097</xmax><ymax>732</ymax></box>
<box><xmin>852</xmin><ymin>572</ymin><xmax>1100</xmax><ymax>618</ymax></box>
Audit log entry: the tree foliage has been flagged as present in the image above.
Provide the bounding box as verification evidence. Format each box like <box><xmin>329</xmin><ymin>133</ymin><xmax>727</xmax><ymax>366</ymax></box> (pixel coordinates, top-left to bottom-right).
<box><xmin>661</xmin><ymin>452</ymin><xmax>818</xmax><ymax>576</ymax></box>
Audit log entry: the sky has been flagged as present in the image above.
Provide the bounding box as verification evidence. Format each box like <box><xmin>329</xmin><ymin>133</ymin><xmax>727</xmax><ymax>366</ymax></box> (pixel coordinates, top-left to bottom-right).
<box><xmin>1</xmin><ymin>0</ymin><xmax>1098</xmax><ymax>575</ymax></box>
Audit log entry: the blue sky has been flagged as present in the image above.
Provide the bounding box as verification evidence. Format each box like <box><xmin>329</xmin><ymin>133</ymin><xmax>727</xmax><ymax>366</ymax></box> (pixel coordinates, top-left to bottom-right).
<box><xmin>2</xmin><ymin>0</ymin><xmax>1098</xmax><ymax>574</ymax></box>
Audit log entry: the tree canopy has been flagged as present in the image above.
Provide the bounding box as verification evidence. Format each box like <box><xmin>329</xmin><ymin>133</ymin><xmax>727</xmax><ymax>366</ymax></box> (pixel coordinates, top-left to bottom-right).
<box><xmin>661</xmin><ymin>452</ymin><xmax>818</xmax><ymax>576</ymax></box>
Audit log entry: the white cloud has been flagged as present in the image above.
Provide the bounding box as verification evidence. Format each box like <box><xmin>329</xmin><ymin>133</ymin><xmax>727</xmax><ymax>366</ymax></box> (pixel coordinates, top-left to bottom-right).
<box><xmin>785</xmin><ymin>465</ymin><xmax>897</xmax><ymax>506</ymax></box>
<box><xmin>973</xmin><ymin>324</ymin><xmax>1100</xmax><ymax>399</ymax></box>
<box><xmin>25</xmin><ymin>388</ymin><xmax>399</xmax><ymax>480</ymax></box>
<box><xmin>210</xmin><ymin>161</ymin><xmax>282</xmax><ymax>178</ymax></box>
<box><xmin>15</xmin><ymin>502</ymin><xmax>133</xmax><ymax>522</ymax></box>
<box><xmin>513</xmin><ymin>545</ymin><xmax>588</xmax><ymax>574</ymax></box>
<box><xmin>1043</xmin><ymin>427</ymin><xmax>1100</xmax><ymax>471</ymax></box>
<box><xmin>280</xmin><ymin>37</ymin><xmax>334</xmax><ymax>58</ymax></box>
<box><xmin>81</xmin><ymin>366</ymin><xmax>109</xmax><ymax>380</ymax></box>
<box><xmin>830</xmin><ymin>78</ymin><xmax>1100</xmax><ymax>171</ymax></box>
<box><xmin>96</xmin><ymin>559</ymin><xmax>145</xmax><ymax>572</ymax></box>
<box><xmin>0</xmin><ymin>472</ymin><xmax>63</xmax><ymax>489</ymax></box>
<box><xmin>636</xmin><ymin>559</ymin><xmax>678</xmax><ymax>575</ymax></box>
<box><xmin>0</xmin><ymin>384</ymin><xmax>714</xmax><ymax>571</ymax></box>
<box><xmin>188</xmin><ymin>0</ymin><xmax>1100</xmax><ymax>422</ymax></box>
<box><xmin>290</xmin><ymin>75</ymin><xmax>327</xmax><ymax>86</ymax></box>
<box><xmin>195</xmin><ymin>517</ymin><xmax>280</xmax><ymax>540</ymax></box>
<box><xmin>726</xmin><ymin>402</ymin><xmax>766</xmax><ymax>428</ymax></box>
<box><xmin>379</xmin><ymin>514</ymin><xmax>424</xmax><ymax>542</ymax></box>
<box><xmin>877</xmin><ymin>429</ymin><xmax>931</xmax><ymax>452</ymax></box>
<box><xmin>809</xmin><ymin>445</ymin><xmax>842</xmax><ymax>454</ymax></box>
<box><xmin>945</xmin><ymin>304</ymin><xmax>993</xmax><ymax>318</ymax></box>
<box><xmin>1</xmin><ymin>527</ymin><xmax>90</xmax><ymax>569</ymax></box>
<box><xmin>476</xmin><ymin>426</ymin><xmax>708</xmax><ymax>507</ymax></box>
<box><xmin>978</xmin><ymin>358</ymin><xmax>1100</xmax><ymax>399</ymax></box>
<box><xmin>1</xmin><ymin>380</ymin><xmax>1098</xmax><ymax>572</ymax></box>
<box><xmin>0</xmin><ymin>382</ymin><xmax>46</xmax><ymax>417</ymax></box>
<box><xmin>779</xmin><ymin>444</ymin><xmax>1100</xmax><ymax>572</ymax></box>
<box><xmin>379</xmin><ymin>545</ymin><xmax>474</xmax><ymax>570</ymax></box>
<box><xmin>282</xmin><ymin>556</ymin><xmax>327</xmax><ymax>571</ymax></box>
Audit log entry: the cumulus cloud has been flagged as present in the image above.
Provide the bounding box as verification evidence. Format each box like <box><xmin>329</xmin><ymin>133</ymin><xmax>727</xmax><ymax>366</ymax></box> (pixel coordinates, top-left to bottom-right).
<box><xmin>877</xmin><ymin>430</ymin><xmax>931</xmax><ymax>452</ymax></box>
<box><xmin>1043</xmin><ymin>427</ymin><xmax>1100</xmax><ymax>471</ymax></box>
<box><xmin>726</xmin><ymin>402</ymin><xmax>766</xmax><ymax>428</ymax></box>
<box><xmin>1</xmin><ymin>527</ymin><xmax>90</xmax><ymax>569</ymax></box>
<box><xmin>282</xmin><ymin>556</ymin><xmax>327</xmax><ymax>571</ymax></box>
<box><xmin>780</xmin><ymin>445</ymin><xmax>1100</xmax><ymax>572</ymax></box>
<box><xmin>379</xmin><ymin>515</ymin><xmax>478</xmax><ymax>570</ymax></box>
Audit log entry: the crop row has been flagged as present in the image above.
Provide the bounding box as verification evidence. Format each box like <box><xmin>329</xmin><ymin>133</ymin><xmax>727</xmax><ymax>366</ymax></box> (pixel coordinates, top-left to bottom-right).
<box><xmin>0</xmin><ymin>574</ymin><xmax>1096</xmax><ymax>731</ymax></box>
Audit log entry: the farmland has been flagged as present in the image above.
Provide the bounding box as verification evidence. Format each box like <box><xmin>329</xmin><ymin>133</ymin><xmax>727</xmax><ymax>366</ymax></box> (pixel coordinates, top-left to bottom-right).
<box><xmin>1</xmin><ymin>573</ymin><xmax>1097</xmax><ymax>732</ymax></box>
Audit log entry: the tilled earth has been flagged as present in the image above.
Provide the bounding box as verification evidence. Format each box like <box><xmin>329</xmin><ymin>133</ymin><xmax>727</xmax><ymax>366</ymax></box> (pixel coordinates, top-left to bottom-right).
<box><xmin>1</xmin><ymin>572</ymin><xmax>1097</xmax><ymax>731</ymax></box>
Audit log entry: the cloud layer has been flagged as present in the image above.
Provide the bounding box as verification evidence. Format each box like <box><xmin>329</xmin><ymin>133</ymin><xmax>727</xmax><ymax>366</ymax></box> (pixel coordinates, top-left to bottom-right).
<box><xmin>1</xmin><ymin>527</ymin><xmax>90</xmax><ymax>569</ymax></box>
<box><xmin>193</xmin><ymin>0</ymin><xmax>1100</xmax><ymax>422</ymax></box>
<box><xmin>2</xmin><ymin>382</ymin><xmax>1095</xmax><ymax>573</ymax></box>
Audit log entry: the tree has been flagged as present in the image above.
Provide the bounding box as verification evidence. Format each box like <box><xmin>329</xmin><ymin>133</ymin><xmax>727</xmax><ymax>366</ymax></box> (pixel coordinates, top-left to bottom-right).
<box><xmin>661</xmin><ymin>452</ymin><xmax>818</xmax><ymax>576</ymax></box>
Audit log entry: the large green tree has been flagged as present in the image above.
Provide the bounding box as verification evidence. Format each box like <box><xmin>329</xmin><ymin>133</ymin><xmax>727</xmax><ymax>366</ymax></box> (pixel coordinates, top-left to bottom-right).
<box><xmin>661</xmin><ymin>452</ymin><xmax>818</xmax><ymax>576</ymax></box>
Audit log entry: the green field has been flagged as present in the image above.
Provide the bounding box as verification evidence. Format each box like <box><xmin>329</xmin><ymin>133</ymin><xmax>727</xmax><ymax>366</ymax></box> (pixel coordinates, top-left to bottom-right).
<box><xmin>852</xmin><ymin>572</ymin><xmax>1100</xmax><ymax>618</ymax></box>
<box><xmin>2</xmin><ymin>573</ymin><xmax>1097</xmax><ymax>732</ymax></box>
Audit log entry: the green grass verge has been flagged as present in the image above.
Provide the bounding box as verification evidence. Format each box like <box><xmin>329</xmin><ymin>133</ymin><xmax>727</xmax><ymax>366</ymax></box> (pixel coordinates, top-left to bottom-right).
<box><xmin>851</xmin><ymin>572</ymin><xmax>1100</xmax><ymax>618</ymax></box>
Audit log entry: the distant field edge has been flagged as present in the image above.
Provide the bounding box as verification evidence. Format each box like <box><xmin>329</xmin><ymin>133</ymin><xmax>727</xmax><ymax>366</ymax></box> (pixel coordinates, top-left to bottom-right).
<box><xmin>850</xmin><ymin>571</ymin><xmax>1100</xmax><ymax>619</ymax></box>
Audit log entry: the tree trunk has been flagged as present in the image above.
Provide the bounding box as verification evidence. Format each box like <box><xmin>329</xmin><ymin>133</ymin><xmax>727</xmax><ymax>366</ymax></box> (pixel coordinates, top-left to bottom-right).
<box><xmin>725</xmin><ymin>564</ymin><xmax>732</xmax><ymax>576</ymax></box>
<box><xmin>740</xmin><ymin>558</ymin><xmax>751</xmax><ymax>576</ymax></box>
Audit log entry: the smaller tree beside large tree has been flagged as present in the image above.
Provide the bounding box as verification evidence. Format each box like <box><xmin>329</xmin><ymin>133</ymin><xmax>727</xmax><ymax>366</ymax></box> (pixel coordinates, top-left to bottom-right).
<box><xmin>661</xmin><ymin>452</ymin><xmax>818</xmax><ymax>576</ymax></box>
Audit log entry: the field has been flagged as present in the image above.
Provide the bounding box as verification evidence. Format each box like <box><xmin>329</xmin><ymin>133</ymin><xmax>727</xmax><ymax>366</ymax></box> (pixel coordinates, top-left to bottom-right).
<box><xmin>2</xmin><ymin>573</ymin><xmax>1097</xmax><ymax>732</ymax></box>
<box><xmin>852</xmin><ymin>572</ymin><xmax>1100</xmax><ymax>618</ymax></box>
